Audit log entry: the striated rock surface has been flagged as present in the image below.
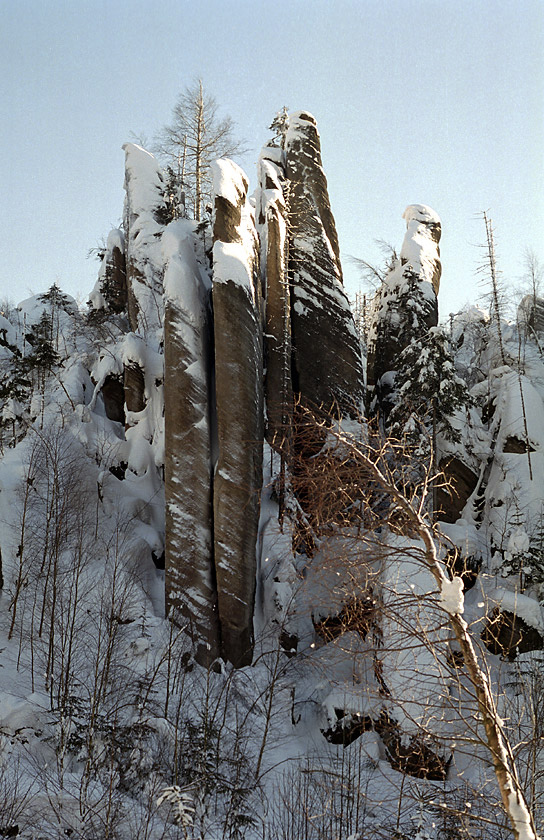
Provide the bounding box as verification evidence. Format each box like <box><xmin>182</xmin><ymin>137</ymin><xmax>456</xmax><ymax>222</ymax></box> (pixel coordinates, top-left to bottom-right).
<box><xmin>284</xmin><ymin>112</ymin><xmax>364</xmax><ymax>416</ymax></box>
<box><xmin>163</xmin><ymin>221</ymin><xmax>220</xmax><ymax>665</ymax></box>
<box><xmin>123</xmin><ymin>362</ymin><xmax>146</xmax><ymax>415</ymax></box>
<box><xmin>212</xmin><ymin>159</ymin><xmax>264</xmax><ymax>666</ymax></box>
<box><xmin>257</xmin><ymin>147</ymin><xmax>292</xmax><ymax>447</ymax></box>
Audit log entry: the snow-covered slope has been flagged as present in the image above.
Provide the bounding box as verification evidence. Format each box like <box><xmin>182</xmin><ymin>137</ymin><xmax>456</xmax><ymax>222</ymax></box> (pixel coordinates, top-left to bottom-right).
<box><xmin>0</xmin><ymin>113</ymin><xmax>543</xmax><ymax>840</ymax></box>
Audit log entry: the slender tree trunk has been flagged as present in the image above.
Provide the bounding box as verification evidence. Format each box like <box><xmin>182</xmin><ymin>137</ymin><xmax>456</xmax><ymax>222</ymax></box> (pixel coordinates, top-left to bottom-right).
<box><xmin>195</xmin><ymin>81</ymin><xmax>204</xmax><ymax>221</ymax></box>
<box><xmin>327</xmin><ymin>420</ymin><xmax>539</xmax><ymax>840</ymax></box>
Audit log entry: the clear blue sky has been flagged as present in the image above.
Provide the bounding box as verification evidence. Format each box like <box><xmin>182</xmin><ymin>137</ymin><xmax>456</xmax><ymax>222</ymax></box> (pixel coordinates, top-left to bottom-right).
<box><xmin>2</xmin><ymin>0</ymin><xmax>543</xmax><ymax>320</ymax></box>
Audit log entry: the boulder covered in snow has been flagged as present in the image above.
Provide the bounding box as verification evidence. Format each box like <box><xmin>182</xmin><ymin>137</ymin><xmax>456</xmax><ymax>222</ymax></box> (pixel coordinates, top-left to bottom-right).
<box><xmin>211</xmin><ymin>159</ymin><xmax>264</xmax><ymax>667</ymax></box>
<box><xmin>284</xmin><ymin>112</ymin><xmax>364</xmax><ymax>416</ymax></box>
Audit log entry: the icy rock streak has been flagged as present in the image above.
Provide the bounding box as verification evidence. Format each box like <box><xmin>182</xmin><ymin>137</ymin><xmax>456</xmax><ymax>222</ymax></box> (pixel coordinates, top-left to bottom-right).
<box><xmin>284</xmin><ymin>112</ymin><xmax>364</xmax><ymax>415</ymax></box>
<box><xmin>212</xmin><ymin>160</ymin><xmax>263</xmax><ymax>667</ymax></box>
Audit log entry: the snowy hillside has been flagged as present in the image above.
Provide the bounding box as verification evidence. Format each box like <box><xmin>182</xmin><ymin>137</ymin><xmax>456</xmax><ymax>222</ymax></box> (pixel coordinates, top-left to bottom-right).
<box><xmin>0</xmin><ymin>113</ymin><xmax>543</xmax><ymax>840</ymax></box>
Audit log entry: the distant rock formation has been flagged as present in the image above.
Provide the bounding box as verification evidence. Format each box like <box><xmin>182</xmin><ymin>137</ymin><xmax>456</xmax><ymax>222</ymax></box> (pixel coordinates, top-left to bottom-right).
<box><xmin>366</xmin><ymin>204</ymin><xmax>441</xmax><ymax>410</ymax></box>
<box><xmin>211</xmin><ymin>159</ymin><xmax>264</xmax><ymax>667</ymax></box>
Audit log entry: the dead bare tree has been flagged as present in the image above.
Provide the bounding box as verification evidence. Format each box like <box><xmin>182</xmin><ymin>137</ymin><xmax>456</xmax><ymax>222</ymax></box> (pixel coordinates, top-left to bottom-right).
<box><xmin>288</xmin><ymin>407</ymin><xmax>539</xmax><ymax>840</ymax></box>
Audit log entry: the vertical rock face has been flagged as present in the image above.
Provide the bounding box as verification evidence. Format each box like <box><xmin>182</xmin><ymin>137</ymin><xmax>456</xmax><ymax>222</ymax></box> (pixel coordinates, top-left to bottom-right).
<box><xmin>163</xmin><ymin>221</ymin><xmax>220</xmax><ymax>665</ymax></box>
<box><xmin>102</xmin><ymin>230</ymin><xmax>127</xmax><ymax>313</ymax></box>
<box><xmin>211</xmin><ymin>159</ymin><xmax>264</xmax><ymax>666</ymax></box>
<box><xmin>257</xmin><ymin>147</ymin><xmax>292</xmax><ymax>447</ymax></box>
<box><xmin>284</xmin><ymin>112</ymin><xmax>364</xmax><ymax>415</ymax></box>
<box><xmin>366</xmin><ymin>204</ymin><xmax>441</xmax><ymax>400</ymax></box>
<box><xmin>88</xmin><ymin>229</ymin><xmax>127</xmax><ymax>314</ymax></box>
<box><xmin>101</xmin><ymin>375</ymin><xmax>125</xmax><ymax>423</ymax></box>
<box><xmin>518</xmin><ymin>294</ymin><xmax>544</xmax><ymax>334</ymax></box>
<box><xmin>123</xmin><ymin>362</ymin><xmax>146</xmax><ymax>414</ymax></box>
<box><xmin>119</xmin><ymin>145</ymin><xmax>166</xmax><ymax>454</ymax></box>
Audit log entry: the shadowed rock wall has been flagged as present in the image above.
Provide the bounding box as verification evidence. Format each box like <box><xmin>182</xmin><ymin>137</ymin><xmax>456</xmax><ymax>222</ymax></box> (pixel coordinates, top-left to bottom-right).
<box><xmin>258</xmin><ymin>148</ymin><xmax>293</xmax><ymax>447</ymax></box>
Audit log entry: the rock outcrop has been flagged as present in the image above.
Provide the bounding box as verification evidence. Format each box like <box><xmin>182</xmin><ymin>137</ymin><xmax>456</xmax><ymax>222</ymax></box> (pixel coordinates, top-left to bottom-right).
<box><xmin>518</xmin><ymin>294</ymin><xmax>544</xmax><ymax>334</ymax></box>
<box><xmin>284</xmin><ymin>113</ymin><xmax>364</xmax><ymax>416</ymax></box>
<box><xmin>211</xmin><ymin>159</ymin><xmax>264</xmax><ymax>667</ymax></box>
<box><xmin>482</xmin><ymin>607</ymin><xmax>544</xmax><ymax>659</ymax></box>
<box><xmin>366</xmin><ymin>204</ymin><xmax>441</xmax><ymax>408</ymax></box>
<box><xmin>101</xmin><ymin>230</ymin><xmax>127</xmax><ymax>313</ymax></box>
<box><xmin>437</xmin><ymin>456</ymin><xmax>479</xmax><ymax>523</ymax></box>
<box><xmin>258</xmin><ymin>147</ymin><xmax>292</xmax><ymax>447</ymax></box>
<box><xmin>101</xmin><ymin>374</ymin><xmax>125</xmax><ymax>423</ymax></box>
<box><xmin>122</xmin><ymin>143</ymin><xmax>167</xmax><ymax>335</ymax></box>
<box><xmin>123</xmin><ymin>362</ymin><xmax>146</xmax><ymax>415</ymax></box>
<box><xmin>163</xmin><ymin>221</ymin><xmax>220</xmax><ymax>665</ymax></box>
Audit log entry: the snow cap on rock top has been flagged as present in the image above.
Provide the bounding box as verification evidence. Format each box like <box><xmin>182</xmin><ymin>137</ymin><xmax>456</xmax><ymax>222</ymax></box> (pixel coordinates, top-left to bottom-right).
<box><xmin>122</xmin><ymin>143</ymin><xmax>165</xmax><ymax>216</ymax></box>
<box><xmin>403</xmin><ymin>204</ymin><xmax>442</xmax><ymax>227</ymax></box>
<box><xmin>211</xmin><ymin>158</ymin><xmax>249</xmax><ymax>207</ymax></box>
<box><xmin>401</xmin><ymin>203</ymin><xmax>442</xmax><ymax>293</ymax></box>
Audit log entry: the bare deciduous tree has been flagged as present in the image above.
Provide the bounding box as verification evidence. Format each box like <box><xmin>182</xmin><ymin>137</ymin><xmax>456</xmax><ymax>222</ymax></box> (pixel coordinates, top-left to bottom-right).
<box><xmin>287</xmin><ymin>407</ymin><xmax>539</xmax><ymax>840</ymax></box>
<box><xmin>154</xmin><ymin>79</ymin><xmax>246</xmax><ymax>222</ymax></box>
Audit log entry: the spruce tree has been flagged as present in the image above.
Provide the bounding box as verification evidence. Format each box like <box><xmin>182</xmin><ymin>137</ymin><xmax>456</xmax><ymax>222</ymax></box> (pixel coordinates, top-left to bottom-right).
<box><xmin>26</xmin><ymin>312</ymin><xmax>60</xmax><ymax>387</ymax></box>
<box><xmin>388</xmin><ymin>325</ymin><xmax>470</xmax><ymax>451</ymax></box>
<box><xmin>371</xmin><ymin>266</ymin><xmax>437</xmax><ymax>421</ymax></box>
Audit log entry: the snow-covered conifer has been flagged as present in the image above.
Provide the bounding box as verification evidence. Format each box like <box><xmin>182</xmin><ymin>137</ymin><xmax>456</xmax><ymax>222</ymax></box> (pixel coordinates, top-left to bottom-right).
<box><xmin>389</xmin><ymin>325</ymin><xmax>471</xmax><ymax>450</ymax></box>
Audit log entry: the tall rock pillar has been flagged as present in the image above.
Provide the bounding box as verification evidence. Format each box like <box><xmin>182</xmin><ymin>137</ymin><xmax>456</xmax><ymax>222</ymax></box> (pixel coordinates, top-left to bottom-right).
<box><xmin>163</xmin><ymin>221</ymin><xmax>220</xmax><ymax>665</ymax></box>
<box><xmin>284</xmin><ymin>112</ymin><xmax>364</xmax><ymax>416</ymax></box>
<box><xmin>211</xmin><ymin>159</ymin><xmax>264</xmax><ymax>667</ymax></box>
<box><xmin>366</xmin><ymin>204</ymin><xmax>442</xmax><ymax>414</ymax></box>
